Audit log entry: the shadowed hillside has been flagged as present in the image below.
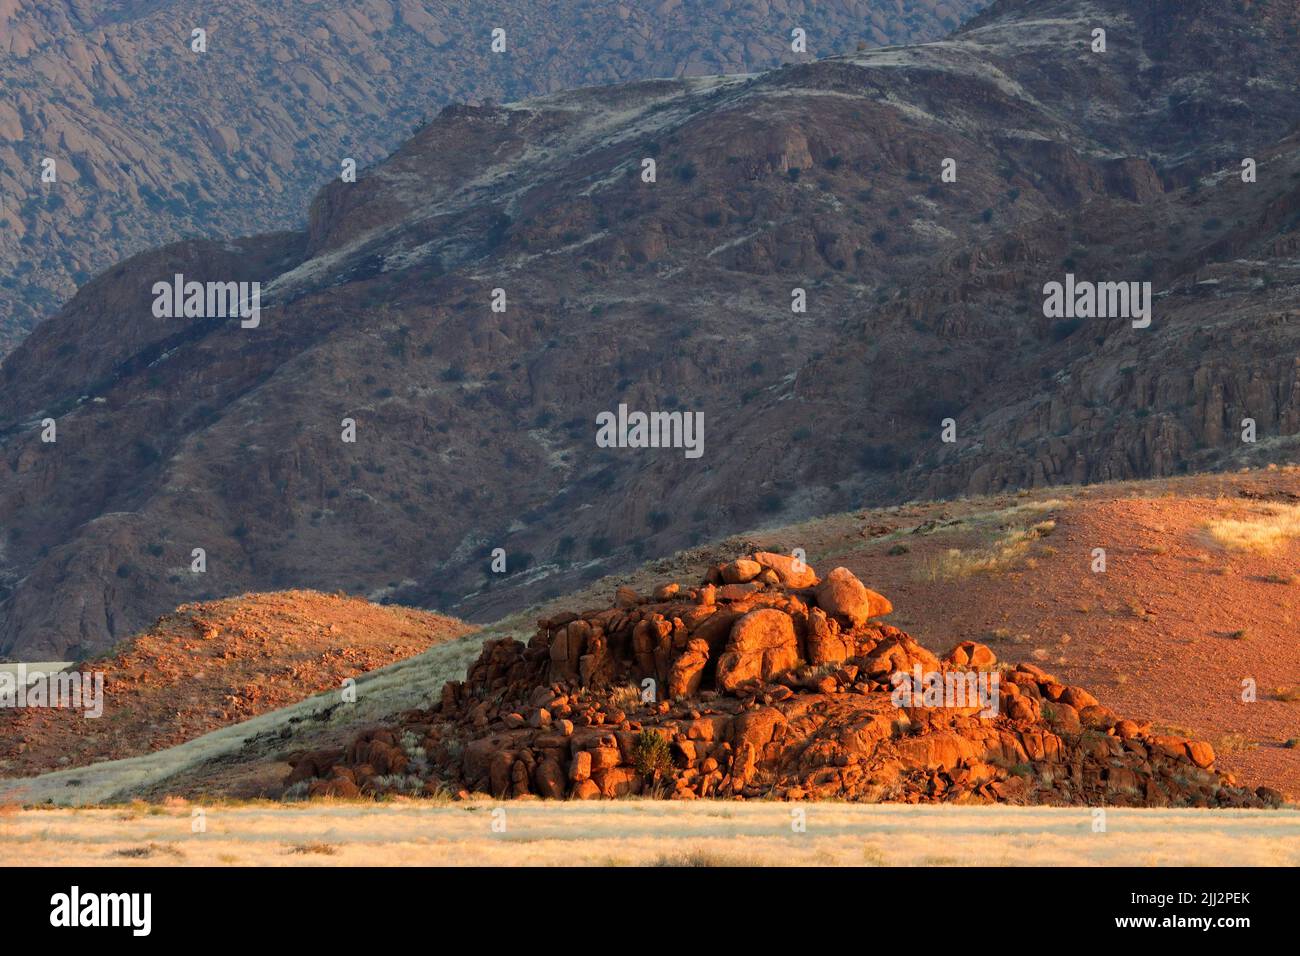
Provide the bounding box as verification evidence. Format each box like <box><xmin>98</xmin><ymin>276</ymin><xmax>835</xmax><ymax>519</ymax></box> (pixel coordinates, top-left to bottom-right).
<box><xmin>0</xmin><ymin>0</ymin><xmax>987</xmax><ymax>352</ymax></box>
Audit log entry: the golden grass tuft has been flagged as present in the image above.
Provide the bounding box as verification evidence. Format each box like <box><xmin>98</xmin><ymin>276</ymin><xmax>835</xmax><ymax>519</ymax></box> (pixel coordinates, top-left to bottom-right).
<box><xmin>1206</xmin><ymin>504</ymin><xmax>1300</xmax><ymax>553</ymax></box>
<box><xmin>1212</xmin><ymin>733</ymin><xmax>1259</xmax><ymax>754</ymax></box>
<box><xmin>920</xmin><ymin>521</ymin><xmax>1056</xmax><ymax>581</ymax></box>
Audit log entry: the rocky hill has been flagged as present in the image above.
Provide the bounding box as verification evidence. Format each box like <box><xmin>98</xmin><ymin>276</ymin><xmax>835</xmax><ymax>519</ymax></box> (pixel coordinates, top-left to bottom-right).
<box><xmin>3</xmin><ymin>0</ymin><xmax>1300</xmax><ymax>660</ymax></box>
<box><xmin>0</xmin><ymin>589</ymin><xmax>473</xmax><ymax>777</ymax></box>
<box><xmin>287</xmin><ymin>555</ymin><xmax>1278</xmax><ymax>807</ymax></box>
<box><xmin>0</xmin><ymin>0</ymin><xmax>985</xmax><ymax>353</ymax></box>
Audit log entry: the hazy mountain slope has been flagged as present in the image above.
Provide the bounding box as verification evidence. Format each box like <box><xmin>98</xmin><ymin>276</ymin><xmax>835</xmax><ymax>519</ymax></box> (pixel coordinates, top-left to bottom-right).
<box><xmin>0</xmin><ymin>0</ymin><xmax>988</xmax><ymax>353</ymax></box>
<box><xmin>3</xmin><ymin>0</ymin><xmax>1300</xmax><ymax>659</ymax></box>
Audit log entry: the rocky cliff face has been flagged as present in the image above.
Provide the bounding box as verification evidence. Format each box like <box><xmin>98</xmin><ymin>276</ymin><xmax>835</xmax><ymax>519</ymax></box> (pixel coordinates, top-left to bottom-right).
<box><xmin>3</xmin><ymin>0</ymin><xmax>1300</xmax><ymax>659</ymax></box>
<box><xmin>0</xmin><ymin>0</ymin><xmax>986</xmax><ymax>353</ymax></box>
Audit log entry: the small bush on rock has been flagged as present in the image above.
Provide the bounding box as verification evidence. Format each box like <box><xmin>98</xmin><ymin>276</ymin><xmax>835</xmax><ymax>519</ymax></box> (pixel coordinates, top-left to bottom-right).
<box><xmin>632</xmin><ymin>730</ymin><xmax>673</xmax><ymax>782</ymax></box>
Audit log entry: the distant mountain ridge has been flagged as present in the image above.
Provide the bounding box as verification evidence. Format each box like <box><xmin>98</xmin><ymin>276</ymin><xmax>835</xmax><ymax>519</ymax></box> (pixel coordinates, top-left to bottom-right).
<box><xmin>0</xmin><ymin>0</ymin><xmax>987</xmax><ymax>354</ymax></box>
<box><xmin>3</xmin><ymin>0</ymin><xmax>1300</xmax><ymax>659</ymax></box>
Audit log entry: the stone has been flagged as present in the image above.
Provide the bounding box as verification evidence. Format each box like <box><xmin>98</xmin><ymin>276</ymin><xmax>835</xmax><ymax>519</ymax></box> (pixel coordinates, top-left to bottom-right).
<box><xmin>571</xmin><ymin>779</ymin><xmax>601</xmax><ymax>800</ymax></box>
<box><xmin>731</xmin><ymin>742</ymin><xmax>758</xmax><ymax>791</ymax></box>
<box><xmin>721</xmin><ymin>559</ymin><xmax>763</xmax><ymax>583</ymax></box>
<box><xmin>814</xmin><ymin>566</ymin><xmax>892</xmax><ymax>627</ymax></box>
<box><xmin>293</xmin><ymin>553</ymin><xmax>1272</xmax><ymax>812</ymax></box>
<box><xmin>1007</xmin><ymin>694</ymin><xmax>1040</xmax><ymax>722</ymax></box>
<box><xmin>569</xmin><ymin>750</ymin><xmax>592</xmax><ymax>782</ymax></box>
<box><xmin>717</xmin><ymin>582</ymin><xmax>761</xmax><ymax>601</ymax></box>
<box><xmin>1106</xmin><ymin>767</ymin><xmax>1141</xmax><ymax>794</ymax></box>
<box><xmin>1059</xmin><ymin>686</ymin><xmax>1099</xmax><ymax>710</ymax></box>
<box><xmin>1079</xmin><ymin>705</ymin><xmax>1118</xmax><ymax>732</ymax></box>
<box><xmin>805</xmin><ymin>606</ymin><xmax>853</xmax><ymax>665</ymax></box>
<box><xmin>1256</xmin><ymin>787</ymin><xmax>1284</xmax><ymax>807</ymax></box>
<box><xmin>1186</xmin><ymin>740</ymin><xmax>1215</xmax><ymax>769</ymax></box>
<box><xmin>894</xmin><ymin>732</ymin><xmax>981</xmax><ymax>770</ymax></box>
<box><xmin>751</xmin><ymin>551</ymin><xmax>818</xmax><ymax>588</ymax></box>
<box><xmin>1042</xmin><ymin>682</ymin><xmax>1067</xmax><ymax>702</ymax></box>
<box><xmin>691</xmin><ymin>609</ymin><xmax>741</xmax><ymax>655</ymax></box>
<box><xmin>1045</xmin><ymin>701</ymin><xmax>1082</xmax><ymax>734</ymax></box>
<box><xmin>309</xmin><ymin>776</ymin><xmax>360</xmax><ymax>799</ymax></box>
<box><xmin>862</xmin><ymin>635</ymin><xmax>940</xmax><ymax>679</ymax></box>
<box><xmin>668</xmin><ymin>638</ymin><xmax>710</xmax><ymax>698</ymax></box>
<box><xmin>488</xmin><ymin>750</ymin><xmax>516</xmax><ymax>797</ymax></box>
<box><xmin>716</xmin><ymin>608</ymin><xmax>799</xmax><ymax>693</ymax></box>
<box><xmin>588</xmin><ymin>746</ymin><xmax>622</xmax><ymax>771</ymax></box>
<box><xmin>943</xmin><ymin>640</ymin><xmax>997</xmax><ymax>670</ymax></box>
<box><xmin>1015</xmin><ymin>663</ymin><xmax>1054</xmax><ymax>681</ymax></box>
<box><xmin>534</xmin><ymin>757</ymin><xmax>566</xmax><ymax>798</ymax></box>
<box><xmin>1149</xmin><ymin>735</ymin><xmax>1189</xmax><ymax>760</ymax></box>
<box><xmin>1114</xmin><ymin>719</ymin><xmax>1142</xmax><ymax>739</ymax></box>
<box><xmin>549</xmin><ymin>619</ymin><xmax>591</xmax><ymax>680</ymax></box>
<box><xmin>595</xmin><ymin>767</ymin><xmax>641</xmax><ymax>798</ymax></box>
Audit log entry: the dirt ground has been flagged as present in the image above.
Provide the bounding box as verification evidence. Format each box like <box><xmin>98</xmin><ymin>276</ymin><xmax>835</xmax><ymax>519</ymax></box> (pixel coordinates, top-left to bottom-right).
<box><xmin>5</xmin><ymin>800</ymin><xmax>1297</xmax><ymax>867</ymax></box>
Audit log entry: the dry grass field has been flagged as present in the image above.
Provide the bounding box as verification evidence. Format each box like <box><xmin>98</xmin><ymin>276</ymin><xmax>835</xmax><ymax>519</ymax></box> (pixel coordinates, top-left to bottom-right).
<box><xmin>5</xmin><ymin>801</ymin><xmax>1298</xmax><ymax>867</ymax></box>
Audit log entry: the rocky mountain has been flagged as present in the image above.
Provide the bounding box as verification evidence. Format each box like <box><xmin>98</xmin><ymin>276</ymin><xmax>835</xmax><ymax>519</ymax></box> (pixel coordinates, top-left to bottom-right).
<box><xmin>3</xmin><ymin>0</ymin><xmax>1300</xmax><ymax>660</ymax></box>
<box><xmin>0</xmin><ymin>0</ymin><xmax>985</xmax><ymax>354</ymax></box>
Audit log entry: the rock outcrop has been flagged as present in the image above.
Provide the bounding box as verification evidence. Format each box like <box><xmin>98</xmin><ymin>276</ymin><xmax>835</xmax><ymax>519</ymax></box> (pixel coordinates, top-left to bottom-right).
<box><xmin>286</xmin><ymin>556</ymin><xmax>1279</xmax><ymax>808</ymax></box>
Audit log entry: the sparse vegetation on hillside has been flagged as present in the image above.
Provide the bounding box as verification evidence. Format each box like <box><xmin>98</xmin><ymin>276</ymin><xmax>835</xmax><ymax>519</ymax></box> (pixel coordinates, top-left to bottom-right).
<box><xmin>921</xmin><ymin>520</ymin><xmax>1056</xmax><ymax>580</ymax></box>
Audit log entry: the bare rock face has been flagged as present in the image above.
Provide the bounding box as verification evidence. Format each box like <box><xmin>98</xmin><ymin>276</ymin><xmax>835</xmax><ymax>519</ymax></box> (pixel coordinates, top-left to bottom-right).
<box><xmin>548</xmin><ymin>619</ymin><xmax>592</xmax><ymax>681</ymax></box>
<box><xmin>668</xmin><ymin>638</ymin><xmax>710</xmax><ymax>699</ymax></box>
<box><xmin>862</xmin><ymin>634</ymin><xmax>941</xmax><ymax>680</ymax></box>
<box><xmin>286</xmin><ymin>555</ymin><xmax>1278</xmax><ymax>809</ymax></box>
<box><xmin>814</xmin><ymin>567</ymin><xmax>893</xmax><ymax>628</ymax></box>
<box><xmin>716</xmin><ymin>608</ymin><xmax>799</xmax><ymax>692</ymax></box>
<box><xmin>804</xmin><ymin>606</ymin><xmax>851</xmax><ymax>665</ymax></box>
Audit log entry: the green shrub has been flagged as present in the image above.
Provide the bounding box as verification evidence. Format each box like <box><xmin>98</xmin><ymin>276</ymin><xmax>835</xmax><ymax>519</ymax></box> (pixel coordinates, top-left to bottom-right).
<box><xmin>632</xmin><ymin>730</ymin><xmax>673</xmax><ymax>781</ymax></box>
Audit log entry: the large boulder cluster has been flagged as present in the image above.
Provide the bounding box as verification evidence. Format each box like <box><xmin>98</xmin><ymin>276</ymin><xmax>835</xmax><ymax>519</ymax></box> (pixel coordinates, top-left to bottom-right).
<box><xmin>286</xmin><ymin>555</ymin><xmax>1281</xmax><ymax>808</ymax></box>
